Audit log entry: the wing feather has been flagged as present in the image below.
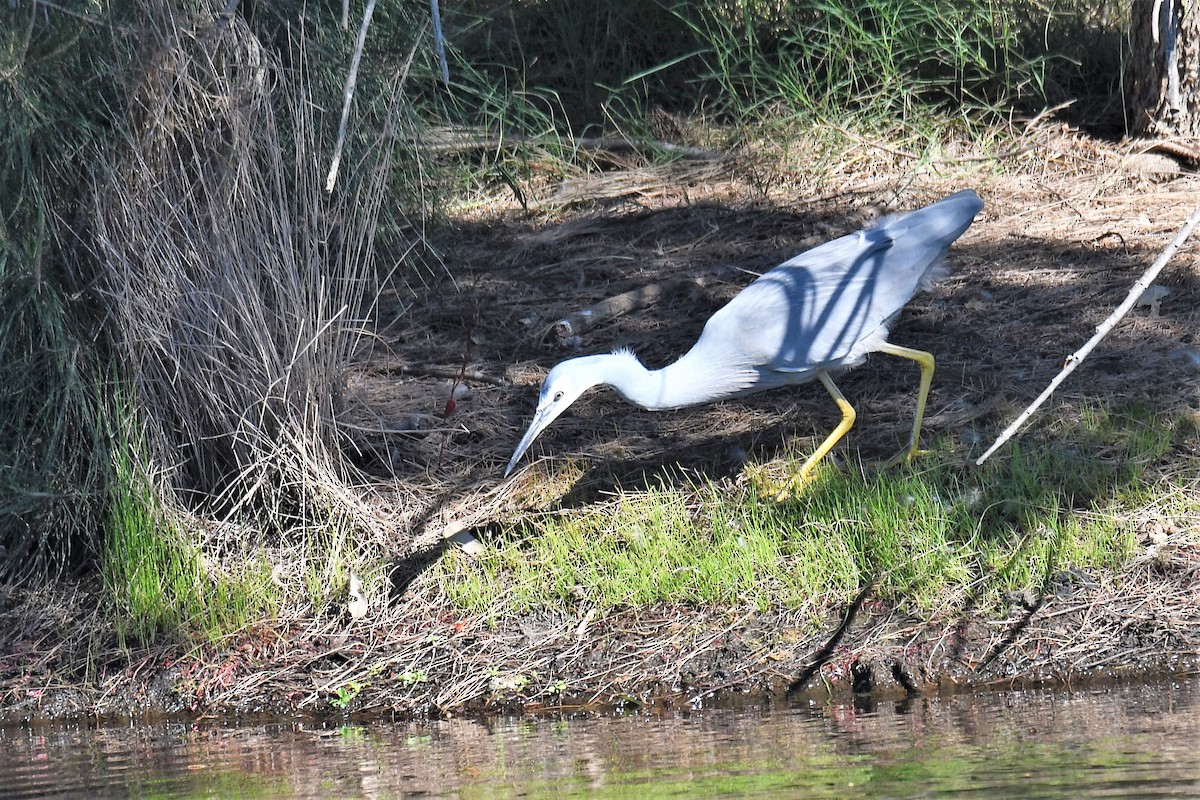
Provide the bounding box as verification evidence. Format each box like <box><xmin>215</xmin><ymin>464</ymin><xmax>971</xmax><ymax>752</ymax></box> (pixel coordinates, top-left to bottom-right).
<box><xmin>690</xmin><ymin>190</ymin><xmax>982</xmax><ymax>377</ymax></box>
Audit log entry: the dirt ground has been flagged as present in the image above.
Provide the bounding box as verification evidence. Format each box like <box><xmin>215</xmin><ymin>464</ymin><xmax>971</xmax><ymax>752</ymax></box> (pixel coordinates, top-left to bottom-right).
<box><xmin>3</xmin><ymin>128</ymin><xmax>1199</xmax><ymax>722</ymax></box>
<box><xmin>347</xmin><ymin>127</ymin><xmax>1200</xmax><ymax>548</ymax></box>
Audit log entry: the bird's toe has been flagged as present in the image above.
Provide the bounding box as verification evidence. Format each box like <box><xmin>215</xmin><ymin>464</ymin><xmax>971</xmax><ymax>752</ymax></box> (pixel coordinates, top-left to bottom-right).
<box><xmin>774</xmin><ymin>461</ymin><xmax>829</xmax><ymax>502</ymax></box>
<box><xmin>882</xmin><ymin>443</ymin><xmax>926</xmax><ymax>469</ymax></box>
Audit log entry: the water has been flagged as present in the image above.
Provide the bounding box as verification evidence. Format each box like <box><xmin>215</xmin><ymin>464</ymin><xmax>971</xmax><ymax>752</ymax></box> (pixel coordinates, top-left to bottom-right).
<box><xmin>2</xmin><ymin>679</ymin><xmax>1198</xmax><ymax>798</ymax></box>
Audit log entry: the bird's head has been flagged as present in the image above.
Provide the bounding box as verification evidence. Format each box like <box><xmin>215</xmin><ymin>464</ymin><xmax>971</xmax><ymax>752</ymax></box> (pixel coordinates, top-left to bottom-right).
<box><xmin>504</xmin><ymin>355</ymin><xmax>614</xmax><ymax>476</ymax></box>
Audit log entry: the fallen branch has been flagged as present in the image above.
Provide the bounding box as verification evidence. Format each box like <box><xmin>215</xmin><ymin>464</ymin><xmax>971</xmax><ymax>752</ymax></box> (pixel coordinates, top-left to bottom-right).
<box><xmin>545</xmin><ymin>278</ymin><xmax>700</xmax><ymax>343</ymax></box>
<box><xmin>543</xmin><ymin>269</ymin><xmax>743</xmax><ymax>344</ymax></box>
<box><xmin>976</xmin><ymin>202</ymin><xmax>1200</xmax><ymax>465</ymax></box>
<box><xmin>416</xmin><ymin>128</ymin><xmax>723</xmax><ymax>161</ymax></box>
<box><xmin>573</xmin><ymin>137</ymin><xmax>723</xmax><ymax>161</ymax></box>
<box><xmin>372</xmin><ymin>360</ymin><xmax>508</xmax><ymax>386</ymax></box>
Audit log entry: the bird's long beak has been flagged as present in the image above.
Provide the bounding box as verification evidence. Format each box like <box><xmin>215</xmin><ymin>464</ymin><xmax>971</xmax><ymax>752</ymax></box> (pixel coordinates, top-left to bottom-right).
<box><xmin>504</xmin><ymin>402</ymin><xmax>562</xmax><ymax>477</ymax></box>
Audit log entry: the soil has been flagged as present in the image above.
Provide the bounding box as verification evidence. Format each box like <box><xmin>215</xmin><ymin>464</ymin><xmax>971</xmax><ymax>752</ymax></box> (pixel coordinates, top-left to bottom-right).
<box><xmin>2</xmin><ymin>127</ymin><xmax>1199</xmax><ymax>723</ymax></box>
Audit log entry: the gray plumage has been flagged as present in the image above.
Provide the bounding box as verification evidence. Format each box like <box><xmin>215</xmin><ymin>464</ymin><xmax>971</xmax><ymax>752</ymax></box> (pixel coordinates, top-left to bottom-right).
<box><xmin>505</xmin><ymin>190</ymin><xmax>984</xmax><ymax>484</ymax></box>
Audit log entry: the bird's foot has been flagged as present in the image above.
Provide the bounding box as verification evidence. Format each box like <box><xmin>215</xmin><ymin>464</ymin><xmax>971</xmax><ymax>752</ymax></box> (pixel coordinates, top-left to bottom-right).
<box><xmin>774</xmin><ymin>465</ymin><xmax>820</xmax><ymax>502</ymax></box>
<box><xmin>882</xmin><ymin>442</ymin><xmax>926</xmax><ymax>469</ymax></box>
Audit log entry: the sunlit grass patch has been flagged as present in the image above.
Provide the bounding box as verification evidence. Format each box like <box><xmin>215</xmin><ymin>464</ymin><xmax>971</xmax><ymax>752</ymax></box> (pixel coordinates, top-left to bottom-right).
<box><xmin>438</xmin><ymin>404</ymin><xmax>1184</xmax><ymax>619</ymax></box>
<box><xmin>675</xmin><ymin>0</ymin><xmax>1041</xmax><ymax>124</ymax></box>
<box><xmin>103</xmin><ymin>407</ymin><xmax>278</xmax><ymax>646</ymax></box>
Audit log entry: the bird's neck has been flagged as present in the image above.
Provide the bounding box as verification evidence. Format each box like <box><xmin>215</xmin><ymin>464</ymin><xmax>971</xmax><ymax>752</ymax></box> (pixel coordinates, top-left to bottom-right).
<box><xmin>597</xmin><ymin>350</ymin><xmax>738</xmax><ymax>410</ymax></box>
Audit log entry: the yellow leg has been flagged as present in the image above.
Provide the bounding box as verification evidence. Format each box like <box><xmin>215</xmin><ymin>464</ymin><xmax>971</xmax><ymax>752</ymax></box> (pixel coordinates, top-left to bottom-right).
<box><xmin>876</xmin><ymin>342</ymin><xmax>935</xmax><ymax>466</ymax></box>
<box><xmin>777</xmin><ymin>373</ymin><xmax>856</xmax><ymax>501</ymax></box>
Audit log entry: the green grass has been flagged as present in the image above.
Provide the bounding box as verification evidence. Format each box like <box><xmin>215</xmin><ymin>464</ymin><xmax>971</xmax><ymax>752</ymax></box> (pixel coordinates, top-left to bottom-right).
<box><xmin>437</xmin><ymin>404</ymin><xmax>1187</xmax><ymax>619</ymax></box>
<box><xmin>434</xmin><ymin>0</ymin><xmax>1069</xmax><ymax>134</ymax></box>
<box><xmin>674</xmin><ymin>0</ymin><xmax>1044</xmax><ymax>123</ymax></box>
<box><xmin>102</xmin><ymin>402</ymin><xmax>279</xmax><ymax>645</ymax></box>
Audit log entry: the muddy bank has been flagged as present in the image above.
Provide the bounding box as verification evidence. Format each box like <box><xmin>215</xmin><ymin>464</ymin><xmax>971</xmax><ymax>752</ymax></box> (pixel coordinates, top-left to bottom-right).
<box><xmin>2</xmin><ymin>535</ymin><xmax>1196</xmax><ymax>723</ymax></box>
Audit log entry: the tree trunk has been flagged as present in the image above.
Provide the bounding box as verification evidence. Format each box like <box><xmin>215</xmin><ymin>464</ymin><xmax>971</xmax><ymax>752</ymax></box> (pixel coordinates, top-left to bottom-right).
<box><xmin>1127</xmin><ymin>0</ymin><xmax>1200</xmax><ymax>138</ymax></box>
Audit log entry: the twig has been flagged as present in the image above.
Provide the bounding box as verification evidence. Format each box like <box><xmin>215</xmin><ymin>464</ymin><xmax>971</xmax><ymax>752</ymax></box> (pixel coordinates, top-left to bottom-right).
<box><xmin>32</xmin><ymin>0</ymin><xmax>137</xmax><ymax>33</ymax></box>
<box><xmin>1020</xmin><ymin>100</ymin><xmax>1076</xmax><ymax>132</ymax></box>
<box><xmin>325</xmin><ymin>0</ymin><xmax>377</xmax><ymax>192</ymax></box>
<box><xmin>430</xmin><ymin>0</ymin><xmax>449</xmax><ymax>86</ymax></box>
<box><xmin>416</xmin><ymin>129</ymin><xmax>723</xmax><ymax>161</ymax></box>
<box><xmin>976</xmin><ymin>202</ymin><xmax>1200</xmax><ymax>465</ymax></box>
<box><xmin>833</xmin><ymin>124</ymin><xmax>918</xmax><ymax>160</ymax></box>
<box><xmin>573</xmin><ymin>137</ymin><xmax>722</xmax><ymax>160</ymax></box>
<box><xmin>437</xmin><ymin>334</ymin><xmax>474</xmax><ymax>467</ymax></box>
<box><xmin>544</xmin><ymin>277</ymin><xmax>698</xmax><ymax>342</ymax></box>
<box><xmin>786</xmin><ymin>579</ymin><xmax>875</xmax><ymax>697</ymax></box>
<box><xmin>833</xmin><ymin>121</ymin><xmax>1037</xmax><ymax>164</ymax></box>
<box><xmin>333</xmin><ymin>418</ymin><xmax>468</xmax><ymax>435</ymax></box>
<box><xmin>948</xmin><ymin>145</ymin><xmax>1036</xmax><ymax>164</ymax></box>
<box><xmin>372</xmin><ymin>360</ymin><xmax>507</xmax><ymax>387</ymax></box>
<box><xmin>216</xmin><ymin>0</ymin><xmax>239</xmax><ymax>29</ymax></box>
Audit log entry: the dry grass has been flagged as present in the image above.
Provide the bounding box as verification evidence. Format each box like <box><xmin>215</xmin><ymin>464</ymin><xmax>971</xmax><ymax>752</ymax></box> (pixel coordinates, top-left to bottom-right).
<box><xmin>86</xmin><ymin>4</ymin><xmax>407</xmax><ymax>565</ymax></box>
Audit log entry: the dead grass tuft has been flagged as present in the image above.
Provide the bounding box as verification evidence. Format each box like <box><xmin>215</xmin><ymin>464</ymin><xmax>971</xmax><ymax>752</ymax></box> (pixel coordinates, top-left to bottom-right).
<box><xmin>87</xmin><ymin>3</ymin><xmax>405</xmax><ymax>551</ymax></box>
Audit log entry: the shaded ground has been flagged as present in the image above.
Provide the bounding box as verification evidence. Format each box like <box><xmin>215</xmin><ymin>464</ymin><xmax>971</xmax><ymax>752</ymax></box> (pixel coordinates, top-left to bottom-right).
<box><xmin>345</xmin><ymin>129</ymin><xmax>1200</xmax><ymax>547</ymax></box>
<box><xmin>2</xmin><ymin>128</ymin><xmax>1199</xmax><ymax>721</ymax></box>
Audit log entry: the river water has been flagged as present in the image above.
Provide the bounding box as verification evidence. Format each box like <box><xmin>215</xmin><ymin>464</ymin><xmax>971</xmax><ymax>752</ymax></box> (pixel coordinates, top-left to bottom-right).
<box><xmin>1</xmin><ymin>677</ymin><xmax>1198</xmax><ymax>798</ymax></box>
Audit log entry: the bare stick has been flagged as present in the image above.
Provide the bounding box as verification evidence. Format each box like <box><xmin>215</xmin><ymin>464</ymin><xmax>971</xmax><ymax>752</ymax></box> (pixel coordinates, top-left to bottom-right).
<box><xmin>975</xmin><ymin>202</ymin><xmax>1200</xmax><ymax>466</ymax></box>
<box><xmin>545</xmin><ymin>278</ymin><xmax>698</xmax><ymax>342</ymax></box>
<box><xmin>430</xmin><ymin>0</ymin><xmax>450</xmax><ymax>86</ymax></box>
<box><xmin>326</xmin><ymin>0</ymin><xmax>378</xmax><ymax>192</ymax></box>
<box><xmin>416</xmin><ymin>129</ymin><xmax>722</xmax><ymax>160</ymax></box>
<box><xmin>373</xmin><ymin>360</ymin><xmax>508</xmax><ymax>387</ymax></box>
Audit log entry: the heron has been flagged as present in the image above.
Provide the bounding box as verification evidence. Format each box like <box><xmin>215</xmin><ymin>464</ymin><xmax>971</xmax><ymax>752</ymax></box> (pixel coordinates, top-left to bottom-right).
<box><xmin>505</xmin><ymin>190</ymin><xmax>983</xmax><ymax>494</ymax></box>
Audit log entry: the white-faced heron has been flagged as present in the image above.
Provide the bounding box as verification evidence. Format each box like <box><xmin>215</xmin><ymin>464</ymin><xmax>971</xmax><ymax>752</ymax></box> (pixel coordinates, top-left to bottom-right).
<box><xmin>505</xmin><ymin>190</ymin><xmax>984</xmax><ymax>493</ymax></box>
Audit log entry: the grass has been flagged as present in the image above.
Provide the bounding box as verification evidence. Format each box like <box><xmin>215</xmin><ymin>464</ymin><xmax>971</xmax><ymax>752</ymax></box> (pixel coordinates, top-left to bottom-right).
<box><xmin>437</xmin><ymin>403</ymin><xmax>1185</xmax><ymax>620</ymax></box>
<box><xmin>0</xmin><ymin>2</ymin><xmax>124</xmax><ymax>580</ymax></box>
<box><xmin>434</xmin><ymin>0</ymin><xmax>1069</xmax><ymax>135</ymax></box>
<box><xmin>4</xmin><ymin>1</ymin><xmax>429</xmax><ymax>637</ymax></box>
<box><xmin>83</xmin><ymin>5</ymin><xmax>429</xmax><ymax>636</ymax></box>
<box><xmin>103</xmin><ymin>397</ymin><xmax>279</xmax><ymax>645</ymax></box>
<box><xmin>674</xmin><ymin>0</ymin><xmax>1045</xmax><ymax>123</ymax></box>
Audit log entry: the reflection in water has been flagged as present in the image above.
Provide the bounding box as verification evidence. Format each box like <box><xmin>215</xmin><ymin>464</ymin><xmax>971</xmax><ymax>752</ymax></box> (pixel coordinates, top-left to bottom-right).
<box><xmin>1</xmin><ymin>678</ymin><xmax>1198</xmax><ymax>798</ymax></box>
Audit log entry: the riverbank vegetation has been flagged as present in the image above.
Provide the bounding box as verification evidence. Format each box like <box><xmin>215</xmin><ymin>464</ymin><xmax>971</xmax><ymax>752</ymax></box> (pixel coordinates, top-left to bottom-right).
<box><xmin>2</xmin><ymin>0</ymin><xmax>1197</xmax><ymax>718</ymax></box>
<box><xmin>442</xmin><ymin>404</ymin><xmax>1179</xmax><ymax>617</ymax></box>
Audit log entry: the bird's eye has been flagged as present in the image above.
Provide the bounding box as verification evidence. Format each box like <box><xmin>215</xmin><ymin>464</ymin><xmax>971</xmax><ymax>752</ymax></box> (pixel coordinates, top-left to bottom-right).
<box><xmin>553</xmin><ymin>391</ymin><xmax>564</xmax><ymax>402</ymax></box>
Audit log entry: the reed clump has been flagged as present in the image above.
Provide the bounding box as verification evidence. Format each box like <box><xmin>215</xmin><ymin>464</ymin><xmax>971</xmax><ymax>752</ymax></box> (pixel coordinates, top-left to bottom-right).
<box><xmin>82</xmin><ymin>2</ymin><xmax>427</xmax><ymax>636</ymax></box>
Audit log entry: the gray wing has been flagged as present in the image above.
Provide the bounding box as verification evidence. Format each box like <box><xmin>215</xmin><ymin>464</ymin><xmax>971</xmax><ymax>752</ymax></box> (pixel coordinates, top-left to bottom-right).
<box><xmin>694</xmin><ymin>190</ymin><xmax>983</xmax><ymax>375</ymax></box>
